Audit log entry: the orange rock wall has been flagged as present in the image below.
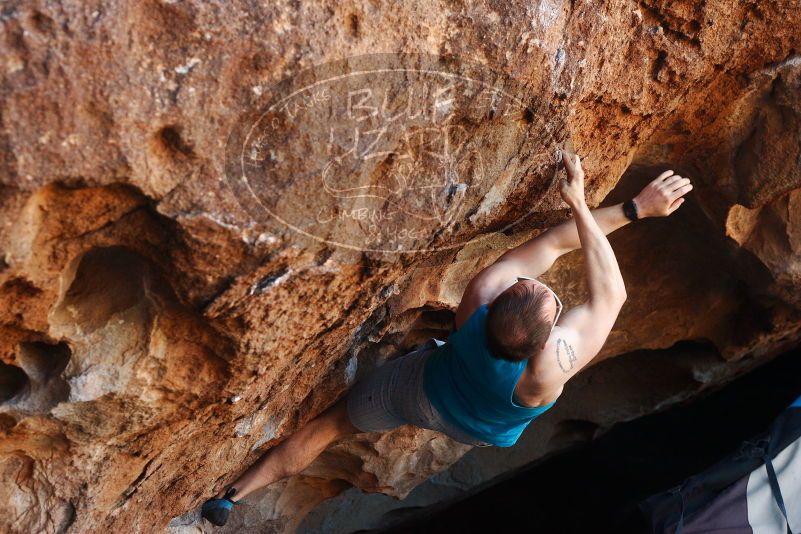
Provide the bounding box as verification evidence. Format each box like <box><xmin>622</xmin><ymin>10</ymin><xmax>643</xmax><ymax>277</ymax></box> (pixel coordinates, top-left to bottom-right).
<box><xmin>1</xmin><ymin>1</ymin><xmax>801</xmax><ymax>532</ymax></box>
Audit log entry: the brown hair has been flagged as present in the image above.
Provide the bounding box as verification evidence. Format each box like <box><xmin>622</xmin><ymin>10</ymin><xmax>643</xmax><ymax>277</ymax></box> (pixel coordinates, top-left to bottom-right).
<box><xmin>485</xmin><ymin>282</ymin><xmax>554</xmax><ymax>362</ymax></box>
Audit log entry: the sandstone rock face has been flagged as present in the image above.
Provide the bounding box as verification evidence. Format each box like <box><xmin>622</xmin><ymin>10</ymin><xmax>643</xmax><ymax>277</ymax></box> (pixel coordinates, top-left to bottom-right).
<box><xmin>1</xmin><ymin>1</ymin><xmax>801</xmax><ymax>533</ymax></box>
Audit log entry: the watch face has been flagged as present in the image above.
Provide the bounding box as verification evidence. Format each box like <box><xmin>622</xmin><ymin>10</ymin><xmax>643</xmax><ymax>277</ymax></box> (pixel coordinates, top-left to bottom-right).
<box><xmin>624</xmin><ymin>199</ymin><xmax>638</xmax><ymax>221</ymax></box>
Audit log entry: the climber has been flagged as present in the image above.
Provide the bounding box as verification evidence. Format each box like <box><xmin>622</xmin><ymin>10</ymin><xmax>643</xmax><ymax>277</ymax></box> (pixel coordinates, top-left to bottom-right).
<box><xmin>200</xmin><ymin>151</ymin><xmax>693</xmax><ymax>526</ymax></box>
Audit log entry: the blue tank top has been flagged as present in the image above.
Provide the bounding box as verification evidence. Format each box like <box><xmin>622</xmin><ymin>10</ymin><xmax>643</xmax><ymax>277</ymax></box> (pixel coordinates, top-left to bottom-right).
<box><xmin>423</xmin><ymin>304</ymin><xmax>556</xmax><ymax>447</ymax></box>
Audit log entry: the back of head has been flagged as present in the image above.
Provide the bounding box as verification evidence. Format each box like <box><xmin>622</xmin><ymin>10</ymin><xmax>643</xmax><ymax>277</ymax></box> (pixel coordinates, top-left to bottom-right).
<box><xmin>485</xmin><ymin>282</ymin><xmax>553</xmax><ymax>362</ymax></box>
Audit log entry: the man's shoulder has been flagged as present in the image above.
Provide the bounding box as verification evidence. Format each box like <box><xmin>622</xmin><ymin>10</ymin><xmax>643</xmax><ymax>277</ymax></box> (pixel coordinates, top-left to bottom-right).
<box><xmin>523</xmin><ymin>328</ymin><xmax>574</xmax><ymax>390</ymax></box>
<box><xmin>518</xmin><ymin>354</ymin><xmax>565</xmax><ymax>406</ymax></box>
<box><xmin>451</xmin><ymin>303</ymin><xmax>489</xmax><ymax>340</ymax></box>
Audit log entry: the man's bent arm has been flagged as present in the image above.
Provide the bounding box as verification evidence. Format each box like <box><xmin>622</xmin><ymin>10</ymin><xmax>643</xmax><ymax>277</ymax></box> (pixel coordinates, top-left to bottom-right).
<box><xmin>572</xmin><ymin>200</ymin><xmax>627</xmax><ymax>303</ymax></box>
<box><xmin>533</xmin><ymin>198</ymin><xmax>627</xmax><ymax>386</ymax></box>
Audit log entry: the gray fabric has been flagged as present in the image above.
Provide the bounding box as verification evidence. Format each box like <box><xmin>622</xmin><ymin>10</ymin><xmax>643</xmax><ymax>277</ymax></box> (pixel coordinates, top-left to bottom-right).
<box><xmin>681</xmin><ymin>475</ymin><xmax>751</xmax><ymax>533</ymax></box>
<box><xmin>346</xmin><ymin>339</ymin><xmax>492</xmax><ymax>447</ymax></box>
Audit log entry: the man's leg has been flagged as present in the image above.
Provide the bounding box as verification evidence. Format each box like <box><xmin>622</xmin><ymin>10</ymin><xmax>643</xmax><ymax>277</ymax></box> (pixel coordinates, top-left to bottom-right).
<box><xmin>219</xmin><ymin>395</ymin><xmax>361</xmax><ymax>502</ymax></box>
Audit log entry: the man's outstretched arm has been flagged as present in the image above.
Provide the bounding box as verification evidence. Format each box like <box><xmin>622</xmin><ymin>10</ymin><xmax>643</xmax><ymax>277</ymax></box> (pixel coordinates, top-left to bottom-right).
<box><xmin>497</xmin><ymin>169</ymin><xmax>693</xmax><ymax>271</ymax></box>
<box><xmin>537</xmin><ymin>170</ymin><xmax>692</xmax><ymax>254</ymax></box>
<box><xmin>490</xmin><ymin>203</ymin><xmax>631</xmax><ymax>282</ymax></box>
<box><xmin>529</xmin><ymin>203</ymin><xmax>632</xmax><ymax>256</ymax></box>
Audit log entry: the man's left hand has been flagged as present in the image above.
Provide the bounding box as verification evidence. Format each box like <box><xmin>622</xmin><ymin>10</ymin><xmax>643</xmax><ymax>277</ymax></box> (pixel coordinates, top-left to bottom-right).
<box><xmin>633</xmin><ymin>170</ymin><xmax>693</xmax><ymax>218</ymax></box>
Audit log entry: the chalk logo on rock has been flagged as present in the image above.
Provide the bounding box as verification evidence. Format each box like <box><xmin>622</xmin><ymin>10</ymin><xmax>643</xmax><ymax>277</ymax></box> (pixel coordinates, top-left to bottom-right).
<box><xmin>225</xmin><ymin>53</ymin><xmax>542</xmax><ymax>253</ymax></box>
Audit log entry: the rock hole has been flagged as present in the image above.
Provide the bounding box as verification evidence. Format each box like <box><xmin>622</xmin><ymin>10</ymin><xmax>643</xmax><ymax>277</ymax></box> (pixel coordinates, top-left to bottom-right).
<box><xmin>18</xmin><ymin>341</ymin><xmax>71</xmax><ymax>383</ymax></box>
<box><xmin>29</xmin><ymin>10</ymin><xmax>55</xmax><ymax>34</ymax></box>
<box><xmin>2</xmin><ymin>276</ymin><xmax>41</xmax><ymax>295</ymax></box>
<box><xmin>153</xmin><ymin>125</ymin><xmax>194</xmax><ymax>161</ymax></box>
<box><xmin>347</xmin><ymin>13</ymin><xmax>360</xmax><ymax>38</ymax></box>
<box><xmin>0</xmin><ymin>362</ymin><xmax>28</xmax><ymax>403</ymax></box>
<box><xmin>521</xmin><ymin>107</ymin><xmax>535</xmax><ymax>124</ymax></box>
<box><xmin>651</xmin><ymin>50</ymin><xmax>667</xmax><ymax>82</ymax></box>
<box><xmin>3</xmin><ymin>342</ymin><xmax>72</xmax><ymax>412</ymax></box>
<box><xmin>51</xmin><ymin>246</ymin><xmax>156</xmax><ymax>334</ymax></box>
<box><xmin>0</xmin><ymin>413</ymin><xmax>17</xmax><ymax>431</ymax></box>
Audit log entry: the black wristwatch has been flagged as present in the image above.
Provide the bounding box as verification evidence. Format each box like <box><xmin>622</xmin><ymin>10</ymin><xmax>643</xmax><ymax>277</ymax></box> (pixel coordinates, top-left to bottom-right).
<box><xmin>623</xmin><ymin>198</ymin><xmax>639</xmax><ymax>221</ymax></box>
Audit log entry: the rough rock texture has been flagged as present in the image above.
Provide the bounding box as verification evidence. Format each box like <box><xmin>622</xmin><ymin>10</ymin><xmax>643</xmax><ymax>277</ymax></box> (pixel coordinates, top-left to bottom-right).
<box><xmin>2</xmin><ymin>1</ymin><xmax>801</xmax><ymax>533</ymax></box>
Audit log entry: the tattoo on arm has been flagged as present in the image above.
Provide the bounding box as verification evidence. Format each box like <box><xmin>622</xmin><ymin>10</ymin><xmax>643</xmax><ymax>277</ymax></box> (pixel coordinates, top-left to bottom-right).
<box><xmin>556</xmin><ymin>338</ymin><xmax>577</xmax><ymax>373</ymax></box>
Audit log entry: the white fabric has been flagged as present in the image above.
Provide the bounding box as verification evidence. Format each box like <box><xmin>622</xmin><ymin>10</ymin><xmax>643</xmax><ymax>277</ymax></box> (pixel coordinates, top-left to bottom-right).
<box><xmin>747</xmin><ymin>437</ymin><xmax>801</xmax><ymax>533</ymax></box>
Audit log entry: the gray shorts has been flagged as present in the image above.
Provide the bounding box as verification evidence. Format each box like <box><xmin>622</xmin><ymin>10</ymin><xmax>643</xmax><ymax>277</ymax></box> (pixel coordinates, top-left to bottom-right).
<box><xmin>346</xmin><ymin>339</ymin><xmax>492</xmax><ymax>447</ymax></box>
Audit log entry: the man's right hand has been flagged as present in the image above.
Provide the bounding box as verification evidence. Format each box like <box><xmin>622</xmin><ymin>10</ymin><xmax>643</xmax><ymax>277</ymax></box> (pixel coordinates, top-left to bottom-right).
<box><xmin>559</xmin><ymin>149</ymin><xmax>586</xmax><ymax>209</ymax></box>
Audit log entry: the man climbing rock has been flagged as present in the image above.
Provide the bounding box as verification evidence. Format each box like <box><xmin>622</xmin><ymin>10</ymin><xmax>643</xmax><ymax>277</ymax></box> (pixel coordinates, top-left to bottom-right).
<box><xmin>200</xmin><ymin>151</ymin><xmax>693</xmax><ymax>526</ymax></box>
